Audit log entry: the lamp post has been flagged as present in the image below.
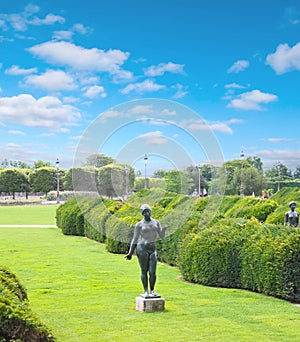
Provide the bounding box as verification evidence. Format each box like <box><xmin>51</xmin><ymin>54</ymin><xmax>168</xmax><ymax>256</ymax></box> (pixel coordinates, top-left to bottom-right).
<box><xmin>144</xmin><ymin>154</ymin><xmax>148</xmax><ymax>188</ymax></box>
<box><xmin>240</xmin><ymin>151</ymin><xmax>245</xmax><ymax>196</ymax></box>
<box><xmin>56</xmin><ymin>158</ymin><xmax>60</xmax><ymax>203</ymax></box>
<box><xmin>124</xmin><ymin>166</ymin><xmax>129</xmax><ymax>199</ymax></box>
<box><xmin>197</xmin><ymin>163</ymin><xmax>201</xmax><ymax>197</ymax></box>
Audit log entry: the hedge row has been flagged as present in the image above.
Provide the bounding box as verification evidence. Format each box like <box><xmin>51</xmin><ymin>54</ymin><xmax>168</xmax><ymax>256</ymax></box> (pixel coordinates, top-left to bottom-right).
<box><xmin>56</xmin><ymin>188</ymin><xmax>300</xmax><ymax>301</ymax></box>
<box><xmin>55</xmin><ymin>189</ymin><xmax>196</xmax><ymax>256</ymax></box>
<box><xmin>0</xmin><ymin>267</ymin><xmax>55</xmax><ymax>342</ymax></box>
<box><xmin>179</xmin><ymin>218</ymin><xmax>300</xmax><ymax>301</ymax></box>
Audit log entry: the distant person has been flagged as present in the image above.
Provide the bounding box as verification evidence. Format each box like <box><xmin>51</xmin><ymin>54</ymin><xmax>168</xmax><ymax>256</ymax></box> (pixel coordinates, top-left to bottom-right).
<box><xmin>284</xmin><ymin>201</ymin><xmax>299</xmax><ymax>227</ymax></box>
<box><xmin>125</xmin><ymin>204</ymin><xmax>167</xmax><ymax>297</ymax></box>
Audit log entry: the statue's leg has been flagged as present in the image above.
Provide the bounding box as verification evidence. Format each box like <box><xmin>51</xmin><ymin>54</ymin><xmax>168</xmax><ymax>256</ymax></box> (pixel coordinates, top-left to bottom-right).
<box><xmin>149</xmin><ymin>251</ymin><xmax>157</xmax><ymax>292</ymax></box>
<box><xmin>137</xmin><ymin>245</ymin><xmax>149</xmax><ymax>293</ymax></box>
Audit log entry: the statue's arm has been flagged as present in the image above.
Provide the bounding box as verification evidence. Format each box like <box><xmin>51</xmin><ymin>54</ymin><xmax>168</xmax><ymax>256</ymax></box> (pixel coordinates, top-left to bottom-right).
<box><xmin>284</xmin><ymin>212</ymin><xmax>288</xmax><ymax>226</ymax></box>
<box><xmin>157</xmin><ymin>220</ymin><xmax>167</xmax><ymax>239</ymax></box>
<box><xmin>125</xmin><ymin>223</ymin><xmax>140</xmax><ymax>259</ymax></box>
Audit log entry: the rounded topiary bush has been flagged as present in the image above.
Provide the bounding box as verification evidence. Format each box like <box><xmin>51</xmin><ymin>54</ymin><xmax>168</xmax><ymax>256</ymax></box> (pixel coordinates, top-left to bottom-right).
<box><xmin>105</xmin><ymin>215</ymin><xmax>133</xmax><ymax>254</ymax></box>
<box><xmin>0</xmin><ymin>267</ymin><xmax>55</xmax><ymax>342</ymax></box>
<box><xmin>240</xmin><ymin>223</ymin><xmax>300</xmax><ymax>300</ymax></box>
<box><xmin>179</xmin><ymin>218</ymin><xmax>247</xmax><ymax>287</ymax></box>
<box><xmin>56</xmin><ymin>197</ymin><xmax>83</xmax><ymax>235</ymax></box>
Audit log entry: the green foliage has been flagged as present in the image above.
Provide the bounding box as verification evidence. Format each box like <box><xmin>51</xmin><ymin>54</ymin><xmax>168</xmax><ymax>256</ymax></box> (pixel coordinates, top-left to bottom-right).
<box><xmin>179</xmin><ymin>218</ymin><xmax>300</xmax><ymax>301</ymax></box>
<box><xmin>224</xmin><ymin>197</ymin><xmax>278</xmax><ymax>221</ymax></box>
<box><xmin>0</xmin><ymin>267</ymin><xmax>27</xmax><ymax>302</ymax></box>
<box><xmin>84</xmin><ymin>198</ymin><xmax>114</xmax><ymax>243</ymax></box>
<box><xmin>0</xmin><ymin>267</ymin><xmax>55</xmax><ymax>342</ymax></box>
<box><xmin>105</xmin><ymin>215</ymin><xmax>133</xmax><ymax>254</ymax></box>
<box><xmin>64</xmin><ymin>167</ymin><xmax>97</xmax><ymax>192</ymax></box>
<box><xmin>0</xmin><ymin>169</ymin><xmax>29</xmax><ymax>196</ymax></box>
<box><xmin>56</xmin><ymin>187</ymin><xmax>300</xmax><ymax>302</ymax></box>
<box><xmin>240</xmin><ymin>223</ymin><xmax>300</xmax><ymax>300</ymax></box>
<box><xmin>97</xmin><ymin>163</ymin><xmax>135</xmax><ymax>198</ymax></box>
<box><xmin>29</xmin><ymin>167</ymin><xmax>57</xmax><ymax>194</ymax></box>
<box><xmin>179</xmin><ymin>219</ymin><xmax>247</xmax><ymax>287</ymax></box>
<box><xmin>56</xmin><ymin>197</ymin><xmax>86</xmax><ymax>236</ymax></box>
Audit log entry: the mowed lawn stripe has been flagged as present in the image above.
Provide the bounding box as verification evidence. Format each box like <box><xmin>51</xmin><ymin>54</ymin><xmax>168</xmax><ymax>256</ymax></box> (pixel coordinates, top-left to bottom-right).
<box><xmin>1</xmin><ymin>227</ymin><xmax>300</xmax><ymax>342</ymax></box>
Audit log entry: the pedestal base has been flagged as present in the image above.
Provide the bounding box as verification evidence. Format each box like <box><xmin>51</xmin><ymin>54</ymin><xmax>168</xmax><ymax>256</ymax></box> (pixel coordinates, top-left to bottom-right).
<box><xmin>136</xmin><ymin>296</ymin><xmax>165</xmax><ymax>312</ymax></box>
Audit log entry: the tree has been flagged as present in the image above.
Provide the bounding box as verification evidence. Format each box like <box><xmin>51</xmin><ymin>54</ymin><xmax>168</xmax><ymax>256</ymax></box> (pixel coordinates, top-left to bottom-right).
<box><xmin>0</xmin><ymin>169</ymin><xmax>29</xmax><ymax>199</ymax></box>
<box><xmin>233</xmin><ymin>167</ymin><xmax>265</xmax><ymax>196</ymax></box>
<box><xmin>294</xmin><ymin>165</ymin><xmax>300</xmax><ymax>179</ymax></box>
<box><xmin>85</xmin><ymin>154</ymin><xmax>115</xmax><ymax>168</ymax></box>
<box><xmin>265</xmin><ymin>163</ymin><xmax>292</xmax><ymax>181</ymax></box>
<box><xmin>33</xmin><ymin>160</ymin><xmax>51</xmax><ymax>169</ymax></box>
<box><xmin>153</xmin><ymin>170</ymin><xmax>168</xmax><ymax>178</ymax></box>
<box><xmin>63</xmin><ymin>167</ymin><xmax>97</xmax><ymax>192</ymax></box>
<box><xmin>165</xmin><ymin>170</ymin><xmax>194</xmax><ymax>194</ymax></box>
<box><xmin>97</xmin><ymin>164</ymin><xmax>134</xmax><ymax>198</ymax></box>
<box><xmin>246</xmin><ymin>156</ymin><xmax>263</xmax><ymax>172</ymax></box>
<box><xmin>29</xmin><ymin>167</ymin><xmax>57</xmax><ymax>195</ymax></box>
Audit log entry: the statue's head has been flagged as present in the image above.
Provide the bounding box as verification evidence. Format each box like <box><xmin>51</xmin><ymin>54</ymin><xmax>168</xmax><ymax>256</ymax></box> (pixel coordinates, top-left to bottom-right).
<box><xmin>140</xmin><ymin>204</ymin><xmax>151</xmax><ymax>215</ymax></box>
<box><xmin>289</xmin><ymin>201</ymin><xmax>296</xmax><ymax>208</ymax></box>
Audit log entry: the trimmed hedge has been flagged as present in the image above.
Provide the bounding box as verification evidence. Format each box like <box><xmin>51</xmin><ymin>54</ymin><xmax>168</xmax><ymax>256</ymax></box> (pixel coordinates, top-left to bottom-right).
<box><xmin>56</xmin><ymin>188</ymin><xmax>300</xmax><ymax>301</ymax></box>
<box><xmin>0</xmin><ymin>267</ymin><xmax>55</xmax><ymax>342</ymax></box>
<box><xmin>179</xmin><ymin>218</ymin><xmax>300</xmax><ymax>301</ymax></box>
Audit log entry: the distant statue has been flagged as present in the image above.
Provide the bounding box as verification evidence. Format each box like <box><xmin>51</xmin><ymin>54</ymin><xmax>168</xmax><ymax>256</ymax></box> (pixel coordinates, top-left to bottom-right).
<box><xmin>125</xmin><ymin>204</ymin><xmax>167</xmax><ymax>297</ymax></box>
<box><xmin>284</xmin><ymin>201</ymin><xmax>299</xmax><ymax>227</ymax></box>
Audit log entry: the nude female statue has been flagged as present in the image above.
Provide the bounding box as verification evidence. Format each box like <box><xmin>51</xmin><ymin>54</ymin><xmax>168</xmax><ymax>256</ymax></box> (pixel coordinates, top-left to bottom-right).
<box><xmin>284</xmin><ymin>201</ymin><xmax>299</xmax><ymax>227</ymax></box>
<box><xmin>125</xmin><ymin>204</ymin><xmax>167</xmax><ymax>297</ymax></box>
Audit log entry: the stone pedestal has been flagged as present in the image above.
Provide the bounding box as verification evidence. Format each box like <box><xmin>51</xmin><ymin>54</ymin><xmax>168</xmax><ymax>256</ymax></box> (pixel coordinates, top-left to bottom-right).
<box><xmin>136</xmin><ymin>296</ymin><xmax>165</xmax><ymax>312</ymax></box>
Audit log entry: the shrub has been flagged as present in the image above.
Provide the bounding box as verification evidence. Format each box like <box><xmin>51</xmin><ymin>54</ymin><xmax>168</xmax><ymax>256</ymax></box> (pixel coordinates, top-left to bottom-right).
<box><xmin>178</xmin><ymin>217</ymin><xmax>300</xmax><ymax>301</ymax></box>
<box><xmin>0</xmin><ymin>267</ymin><xmax>55</xmax><ymax>341</ymax></box>
<box><xmin>240</xmin><ymin>223</ymin><xmax>300</xmax><ymax>300</ymax></box>
<box><xmin>105</xmin><ymin>215</ymin><xmax>133</xmax><ymax>254</ymax></box>
<box><xmin>178</xmin><ymin>218</ymin><xmax>247</xmax><ymax>287</ymax></box>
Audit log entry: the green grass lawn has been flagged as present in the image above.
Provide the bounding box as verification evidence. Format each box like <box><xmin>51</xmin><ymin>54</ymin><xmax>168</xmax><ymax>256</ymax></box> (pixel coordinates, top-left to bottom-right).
<box><xmin>0</xmin><ymin>204</ymin><xmax>58</xmax><ymax>225</ymax></box>
<box><xmin>0</xmin><ymin>206</ymin><xmax>300</xmax><ymax>341</ymax></box>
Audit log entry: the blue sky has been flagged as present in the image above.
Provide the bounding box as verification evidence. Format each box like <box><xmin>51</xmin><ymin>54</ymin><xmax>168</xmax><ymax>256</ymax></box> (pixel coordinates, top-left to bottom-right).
<box><xmin>1</xmin><ymin>0</ymin><xmax>300</xmax><ymax>173</ymax></box>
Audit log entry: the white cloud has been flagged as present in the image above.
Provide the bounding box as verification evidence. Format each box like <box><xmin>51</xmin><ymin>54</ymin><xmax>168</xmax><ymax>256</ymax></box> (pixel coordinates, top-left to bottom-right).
<box><xmin>128</xmin><ymin>105</ymin><xmax>154</xmax><ymax>115</ymax></box>
<box><xmin>28</xmin><ymin>13</ymin><xmax>65</xmax><ymax>26</ymax></box>
<box><xmin>185</xmin><ymin>118</ymin><xmax>243</xmax><ymax>134</ymax></box>
<box><xmin>27</xmin><ymin>41</ymin><xmax>130</xmax><ymax>78</ymax></box>
<box><xmin>5</xmin><ymin>65</ymin><xmax>38</xmax><ymax>75</ymax></box>
<box><xmin>138</xmin><ymin>131</ymin><xmax>168</xmax><ymax>145</ymax></box>
<box><xmin>227</xmin><ymin>89</ymin><xmax>278</xmax><ymax>110</ymax></box>
<box><xmin>0</xmin><ymin>19</ymin><xmax>7</xmax><ymax>30</ymax></box>
<box><xmin>80</xmin><ymin>76</ymin><xmax>100</xmax><ymax>85</ymax></box>
<box><xmin>172</xmin><ymin>83</ymin><xmax>188</xmax><ymax>99</ymax></box>
<box><xmin>0</xmin><ymin>94</ymin><xmax>81</xmax><ymax>129</ymax></box>
<box><xmin>266</xmin><ymin>137</ymin><xmax>293</xmax><ymax>143</ymax></box>
<box><xmin>283</xmin><ymin>6</ymin><xmax>300</xmax><ymax>26</ymax></box>
<box><xmin>266</xmin><ymin>42</ymin><xmax>300</xmax><ymax>74</ymax></box>
<box><xmin>144</xmin><ymin>62</ymin><xmax>185</xmax><ymax>76</ymax></box>
<box><xmin>8</xmin><ymin>130</ymin><xmax>26</xmax><ymax>135</ymax></box>
<box><xmin>72</xmin><ymin>23</ymin><xmax>92</xmax><ymax>35</ymax></box>
<box><xmin>24</xmin><ymin>69</ymin><xmax>77</xmax><ymax>91</ymax></box>
<box><xmin>225</xmin><ymin>83</ymin><xmax>247</xmax><ymax>89</ymax></box>
<box><xmin>2</xmin><ymin>13</ymin><xmax>27</xmax><ymax>31</ymax></box>
<box><xmin>256</xmin><ymin>148</ymin><xmax>300</xmax><ymax>169</ymax></box>
<box><xmin>121</xmin><ymin>79</ymin><xmax>165</xmax><ymax>94</ymax></box>
<box><xmin>52</xmin><ymin>30</ymin><xmax>74</xmax><ymax>41</ymax></box>
<box><xmin>188</xmin><ymin>121</ymin><xmax>233</xmax><ymax>134</ymax></box>
<box><xmin>83</xmin><ymin>85</ymin><xmax>106</xmax><ymax>99</ymax></box>
<box><xmin>161</xmin><ymin>109</ymin><xmax>176</xmax><ymax>116</ymax></box>
<box><xmin>0</xmin><ymin>5</ymin><xmax>64</xmax><ymax>32</ymax></box>
<box><xmin>228</xmin><ymin>60</ymin><xmax>249</xmax><ymax>73</ymax></box>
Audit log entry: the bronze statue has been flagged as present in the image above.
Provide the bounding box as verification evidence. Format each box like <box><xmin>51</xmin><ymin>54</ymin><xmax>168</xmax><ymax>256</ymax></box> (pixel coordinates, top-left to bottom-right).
<box><xmin>284</xmin><ymin>201</ymin><xmax>299</xmax><ymax>227</ymax></box>
<box><xmin>125</xmin><ymin>204</ymin><xmax>167</xmax><ymax>297</ymax></box>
